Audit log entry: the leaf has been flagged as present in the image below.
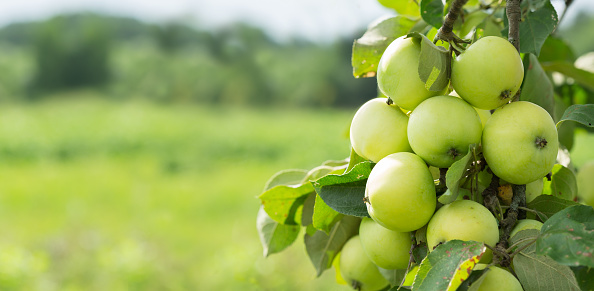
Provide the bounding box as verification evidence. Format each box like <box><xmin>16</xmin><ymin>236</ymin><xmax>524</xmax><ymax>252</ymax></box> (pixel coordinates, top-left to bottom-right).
<box><xmin>503</xmin><ymin>0</ymin><xmax>558</xmax><ymax>56</ymax></box>
<box><xmin>441</xmin><ymin>144</ymin><xmax>479</xmax><ymax>204</ymax></box>
<box><xmin>312</xmin><ymin>194</ymin><xmax>343</xmax><ymax>233</ymax></box>
<box><xmin>542</xmin><ymin>62</ymin><xmax>594</xmax><ymax>92</ymax></box>
<box><xmin>554</xmin><ymin>95</ymin><xmax>575</xmax><ymax>151</ymax></box>
<box><xmin>301</xmin><ymin>193</ymin><xmax>316</xmax><ymax>226</ymax></box>
<box><xmin>571</xmin><ymin>266</ymin><xmax>594</xmax><ymax>291</ymax></box>
<box><xmin>538</xmin><ymin>36</ymin><xmax>576</xmax><ymax>63</ymax></box>
<box><xmin>259</xmin><ymin>182</ymin><xmax>314</xmax><ymax>225</ymax></box>
<box><xmin>547</xmin><ymin>164</ymin><xmax>578</xmax><ymax>201</ymax></box>
<box><xmin>457</xmin><ymin>269</ymin><xmax>486</xmax><ymax>291</ymax></box>
<box><xmin>413</xmin><ymin>242</ymin><xmax>429</xmax><ymax>265</ymax></box>
<box><xmin>536</xmin><ymin>205</ymin><xmax>594</xmax><ymax>268</ymax></box>
<box><xmin>312</xmin><ymin>161</ymin><xmax>374</xmax><ymax>217</ymax></box>
<box><xmin>263</xmin><ymin>169</ymin><xmax>309</xmax><ymax>190</ymax></box>
<box><xmin>420</xmin><ymin>0</ymin><xmax>444</xmax><ymax>29</ymax></box>
<box><xmin>304</xmin><ymin>215</ymin><xmax>360</xmax><ymax>277</ymax></box>
<box><xmin>509</xmin><ymin>229</ymin><xmax>540</xmax><ymax>254</ymax></box>
<box><xmin>520</xmin><ymin>54</ymin><xmax>555</xmax><ymax>119</ymax></box>
<box><xmin>408</xmin><ymin>32</ymin><xmax>450</xmax><ymax>92</ymax></box>
<box><xmin>346</xmin><ymin>147</ymin><xmax>366</xmax><ymax>172</ymax></box>
<box><xmin>527</xmin><ymin>195</ymin><xmax>580</xmax><ymax>221</ymax></box>
<box><xmin>256</xmin><ymin>206</ymin><xmax>300</xmax><ymax>257</ymax></box>
<box><xmin>352</xmin><ymin>16</ymin><xmax>418</xmax><ymax>78</ymax></box>
<box><xmin>412</xmin><ymin>240</ymin><xmax>486</xmax><ymax>291</ymax></box>
<box><xmin>513</xmin><ymin>229</ymin><xmax>580</xmax><ymax>291</ymax></box>
<box><xmin>556</xmin><ymin>104</ymin><xmax>594</xmax><ymax>128</ymax></box>
<box><xmin>378</xmin><ymin>267</ymin><xmax>407</xmax><ymax>287</ymax></box>
<box><xmin>385</xmin><ymin>0</ymin><xmax>421</xmax><ymax>17</ymax></box>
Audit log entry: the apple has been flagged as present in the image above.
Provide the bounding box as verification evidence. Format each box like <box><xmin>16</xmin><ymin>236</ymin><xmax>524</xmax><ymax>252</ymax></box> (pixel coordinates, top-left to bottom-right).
<box><xmin>451</xmin><ymin>36</ymin><xmax>524</xmax><ymax>110</ymax></box>
<box><xmin>426</xmin><ymin>200</ymin><xmax>499</xmax><ymax>261</ymax></box>
<box><xmin>482</xmin><ymin>101</ymin><xmax>558</xmax><ymax>185</ymax></box>
<box><xmin>510</xmin><ymin>219</ymin><xmax>543</xmax><ymax>239</ymax></box>
<box><xmin>577</xmin><ymin>161</ymin><xmax>594</xmax><ymax>207</ymax></box>
<box><xmin>525</xmin><ymin>178</ymin><xmax>545</xmax><ymax>203</ymax></box>
<box><xmin>377</xmin><ymin>36</ymin><xmax>443</xmax><ymax>110</ymax></box>
<box><xmin>350</xmin><ymin>98</ymin><xmax>412</xmax><ymax>163</ymax></box>
<box><xmin>472</xmin><ymin>266</ymin><xmax>523</xmax><ymax>291</ymax></box>
<box><xmin>408</xmin><ymin>96</ymin><xmax>482</xmax><ymax>168</ymax></box>
<box><xmin>359</xmin><ymin>217</ymin><xmax>412</xmax><ymax>270</ymax></box>
<box><xmin>339</xmin><ymin>235</ymin><xmax>389</xmax><ymax>291</ymax></box>
<box><xmin>366</xmin><ymin>152</ymin><xmax>437</xmax><ymax>232</ymax></box>
<box><xmin>449</xmin><ymin>91</ymin><xmax>491</xmax><ymax>128</ymax></box>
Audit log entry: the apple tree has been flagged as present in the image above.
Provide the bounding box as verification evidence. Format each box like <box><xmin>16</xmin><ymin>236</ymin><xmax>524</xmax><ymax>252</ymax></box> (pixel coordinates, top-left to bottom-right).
<box><xmin>256</xmin><ymin>0</ymin><xmax>594</xmax><ymax>290</ymax></box>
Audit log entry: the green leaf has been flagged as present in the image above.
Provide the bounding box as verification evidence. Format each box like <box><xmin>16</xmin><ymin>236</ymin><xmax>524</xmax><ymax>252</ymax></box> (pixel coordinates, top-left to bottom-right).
<box><xmin>509</xmin><ymin>229</ymin><xmax>540</xmax><ymax>254</ymax></box>
<box><xmin>378</xmin><ymin>267</ymin><xmax>407</xmax><ymax>287</ymax></box>
<box><xmin>541</xmin><ymin>62</ymin><xmax>594</xmax><ymax>91</ymax></box>
<box><xmin>520</xmin><ymin>54</ymin><xmax>555</xmax><ymax>119</ymax></box>
<box><xmin>513</xmin><ymin>227</ymin><xmax>580</xmax><ymax>291</ymax></box>
<box><xmin>538</xmin><ymin>36</ymin><xmax>576</xmax><ymax>63</ymax></box>
<box><xmin>304</xmin><ymin>215</ymin><xmax>360</xmax><ymax>277</ymax></box>
<box><xmin>259</xmin><ymin>182</ymin><xmax>314</xmax><ymax>225</ymax></box>
<box><xmin>554</xmin><ymin>95</ymin><xmax>575</xmax><ymax>151</ymax></box>
<box><xmin>407</xmin><ymin>32</ymin><xmax>450</xmax><ymax>92</ymax></box>
<box><xmin>571</xmin><ymin>266</ymin><xmax>594</xmax><ymax>291</ymax></box>
<box><xmin>383</xmin><ymin>0</ymin><xmax>421</xmax><ymax>17</ymax></box>
<box><xmin>346</xmin><ymin>147</ymin><xmax>366</xmax><ymax>172</ymax></box>
<box><xmin>413</xmin><ymin>240</ymin><xmax>486</xmax><ymax>291</ymax></box>
<box><xmin>264</xmin><ymin>169</ymin><xmax>309</xmax><ymax>190</ymax></box>
<box><xmin>527</xmin><ymin>195</ymin><xmax>580</xmax><ymax>221</ymax></box>
<box><xmin>301</xmin><ymin>193</ymin><xmax>316</xmax><ymax>226</ymax></box>
<box><xmin>457</xmin><ymin>269</ymin><xmax>487</xmax><ymax>291</ymax></box>
<box><xmin>312</xmin><ymin>161</ymin><xmax>374</xmax><ymax>217</ymax></box>
<box><xmin>312</xmin><ymin>194</ymin><xmax>343</xmax><ymax>233</ymax></box>
<box><xmin>420</xmin><ymin>0</ymin><xmax>444</xmax><ymax>28</ymax></box>
<box><xmin>556</xmin><ymin>104</ymin><xmax>594</xmax><ymax>128</ymax></box>
<box><xmin>413</xmin><ymin>242</ymin><xmax>429</xmax><ymax>264</ymax></box>
<box><xmin>546</xmin><ymin>164</ymin><xmax>578</xmax><ymax>201</ymax></box>
<box><xmin>257</xmin><ymin>206</ymin><xmax>300</xmax><ymax>257</ymax></box>
<box><xmin>352</xmin><ymin>16</ymin><xmax>418</xmax><ymax>78</ymax></box>
<box><xmin>536</xmin><ymin>205</ymin><xmax>594</xmax><ymax>268</ymax></box>
<box><xmin>441</xmin><ymin>144</ymin><xmax>479</xmax><ymax>204</ymax></box>
<box><xmin>508</xmin><ymin>0</ymin><xmax>558</xmax><ymax>56</ymax></box>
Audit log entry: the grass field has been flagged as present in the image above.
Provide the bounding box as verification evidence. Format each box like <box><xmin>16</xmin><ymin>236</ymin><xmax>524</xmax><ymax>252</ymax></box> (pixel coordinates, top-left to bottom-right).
<box><xmin>0</xmin><ymin>95</ymin><xmax>357</xmax><ymax>290</ymax></box>
<box><xmin>0</xmin><ymin>95</ymin><xmax>591</xmax><ymax>290</ymax></box>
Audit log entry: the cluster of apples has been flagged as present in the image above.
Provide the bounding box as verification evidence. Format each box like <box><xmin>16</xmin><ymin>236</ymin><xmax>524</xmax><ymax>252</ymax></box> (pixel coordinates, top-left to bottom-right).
<box><xmin>339</xmin><ymin>36</ymin><xmax>558</xmax><ymax>290</ymax></box>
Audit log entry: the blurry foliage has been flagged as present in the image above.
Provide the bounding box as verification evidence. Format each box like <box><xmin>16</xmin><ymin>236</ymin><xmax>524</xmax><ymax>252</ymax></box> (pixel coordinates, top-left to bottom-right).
<box><xmin>0</xmin><ymin>13</ymin><xmax>376</xmax><ymax>107</ymax></box>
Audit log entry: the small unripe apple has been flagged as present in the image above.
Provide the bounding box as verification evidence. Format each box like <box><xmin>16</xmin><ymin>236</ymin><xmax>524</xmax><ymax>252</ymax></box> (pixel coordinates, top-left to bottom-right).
<box><xmin>577</xmin><ymin>161</ymin><xmax>594</xmax><ymax>207</ymax></box>
<box><xmin>482</xmin><ymin>101</ymin><xmax>558</xmax><ymax>185</ymax></box>
<box><xmin>366</xmin><ymin>152</ymin><xmax>437</xmax><ymax>232</ymax></box>
<box><xmin>426</xmin><ymin>200</ymin><xmax>499</xmax><ymax>261</ymax></box>
<box><xmin>350</xmin><ymin>98</ymin><xmax>412</xmax><ymax>163</ymax></box>
<box><xmin>452</xmin><ymin>36</ymin><xmax>524</xmax><ymax>110</ymax></box>
<box><xmin>408</xmin><ymin>96</ymin><xmax>482</xmax><ymax>168</ymax></box>
<box><xmin>473</xmin><ymin>266</ymin><xmax>523</xmax><ymax>291</ymax></box>
<box><xmin>359</xmin><ymin>217</ymin><xmax>412</xmax><ymax>270</ymax></box>
<box><xmin>510</xmin><ymin>219</ymin><xmax>543</xmax><ymax>238</ymax></box>
<box><xmin>377</xmin><ymin>36</ymin><xmax>443</xmax><ymax>110</ymax></box>
<box><xmin>525</xmin><ymin>178</ymin><xmax>545</xmax><ymax>203</ymax></box>
<box><xmin>339</xmin><ymin>235</ymin><xmax>389</xmax><ymax>291</ymax></box>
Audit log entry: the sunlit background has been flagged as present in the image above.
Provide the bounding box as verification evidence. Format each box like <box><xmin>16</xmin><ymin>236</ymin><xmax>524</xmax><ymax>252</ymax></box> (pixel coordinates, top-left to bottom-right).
<box><xmin>0</xmin><ymin>0</ymin><xmax>592</xmax><ymax>290</ymax></box>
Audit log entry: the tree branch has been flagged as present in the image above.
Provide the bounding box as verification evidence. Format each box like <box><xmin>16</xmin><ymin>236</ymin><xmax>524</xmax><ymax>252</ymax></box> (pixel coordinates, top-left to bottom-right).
<box><xmin>434</xmin><ymin>0</ymin><xmax>470</xmax><ymax>53</ymax></box>
<box><xmin>506</xmin><ymin>0</ymin><xmax>521</xmax><ymax>52</ymax></box>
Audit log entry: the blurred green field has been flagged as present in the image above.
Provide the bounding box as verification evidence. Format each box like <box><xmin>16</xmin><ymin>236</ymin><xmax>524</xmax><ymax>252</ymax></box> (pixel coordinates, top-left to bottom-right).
<box><xmin>0</xmin><ymin>95</ymin><xmax>592</xmax><ymax>291</ymax></box>
<box><xmin>0</xmin><ymin>94</ymin><xmax>356</xmax><ymax>290</ymax></box>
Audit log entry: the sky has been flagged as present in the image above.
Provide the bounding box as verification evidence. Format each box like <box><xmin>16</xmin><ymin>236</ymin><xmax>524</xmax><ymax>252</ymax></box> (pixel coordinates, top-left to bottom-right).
<box><xmin>0</xmin><ymin>0</ymin><xmax>592</xmax><ymax>42</ymax></box>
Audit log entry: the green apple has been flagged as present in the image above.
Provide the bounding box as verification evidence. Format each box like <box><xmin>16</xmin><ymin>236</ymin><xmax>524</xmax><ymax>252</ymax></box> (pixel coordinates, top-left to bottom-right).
<box><xmin>577</xmin><ymin>161</ymin><xmax>594</xmax><ymax>207</ymax></box>
<box><xmin>525</xmin><ymin>178</ymin><xmax>544</xmax><ymax>203</ymax></box>
<box><xmin>482</xmin><ymin>101</ymin><xmax>558</xmax><ymax>185</ymax></box>
<box><xmin>472</xmin><ymin>266</ymin><xmax>523</xmax><ymax>291</ymax></box>
<box><xmin>449</xmin><ymin>91</ymin><xmax>491</xmax><ymax>128</ymax></box>
<box><xmin>377</xmin><ymin>36</ymin><xmax>443</xmax><ymax>110</ymax></box>
<box><xmin>426</xmin><ymin>200</ymin><xmax>499</xmax><ymax>260</ymax></box>
<box><xmin>359</xmin><ymin>217</ymin><xmax>412</xmax><ymax>269</ymax></box>
<box><xmin>350</xmin><ymin>98</ymin><xmax>412</xmax><ymax>163</ymax></box>
<box><xmin>408</xmin><ymin>96</ymin><xmax>482</xmax><ymax>168</ymax></box>
<box><xmin>510</xmin><ymin>219</ymin><xmax>543</xmax><ymax>238</ymax></box>
<box><xmin>339</xmin><ymin>235</ymin><xmax>389</xmax><ymax>291</ymax></box>
<box><xmin>451</xmin><ymin>36</ymin><xmax>524</xmax><ymax>110</ymax></box>
<box><xmin>366</xmin><ymin>152</ymin><xmax>437</xmax><ymax>232</ymax></box>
